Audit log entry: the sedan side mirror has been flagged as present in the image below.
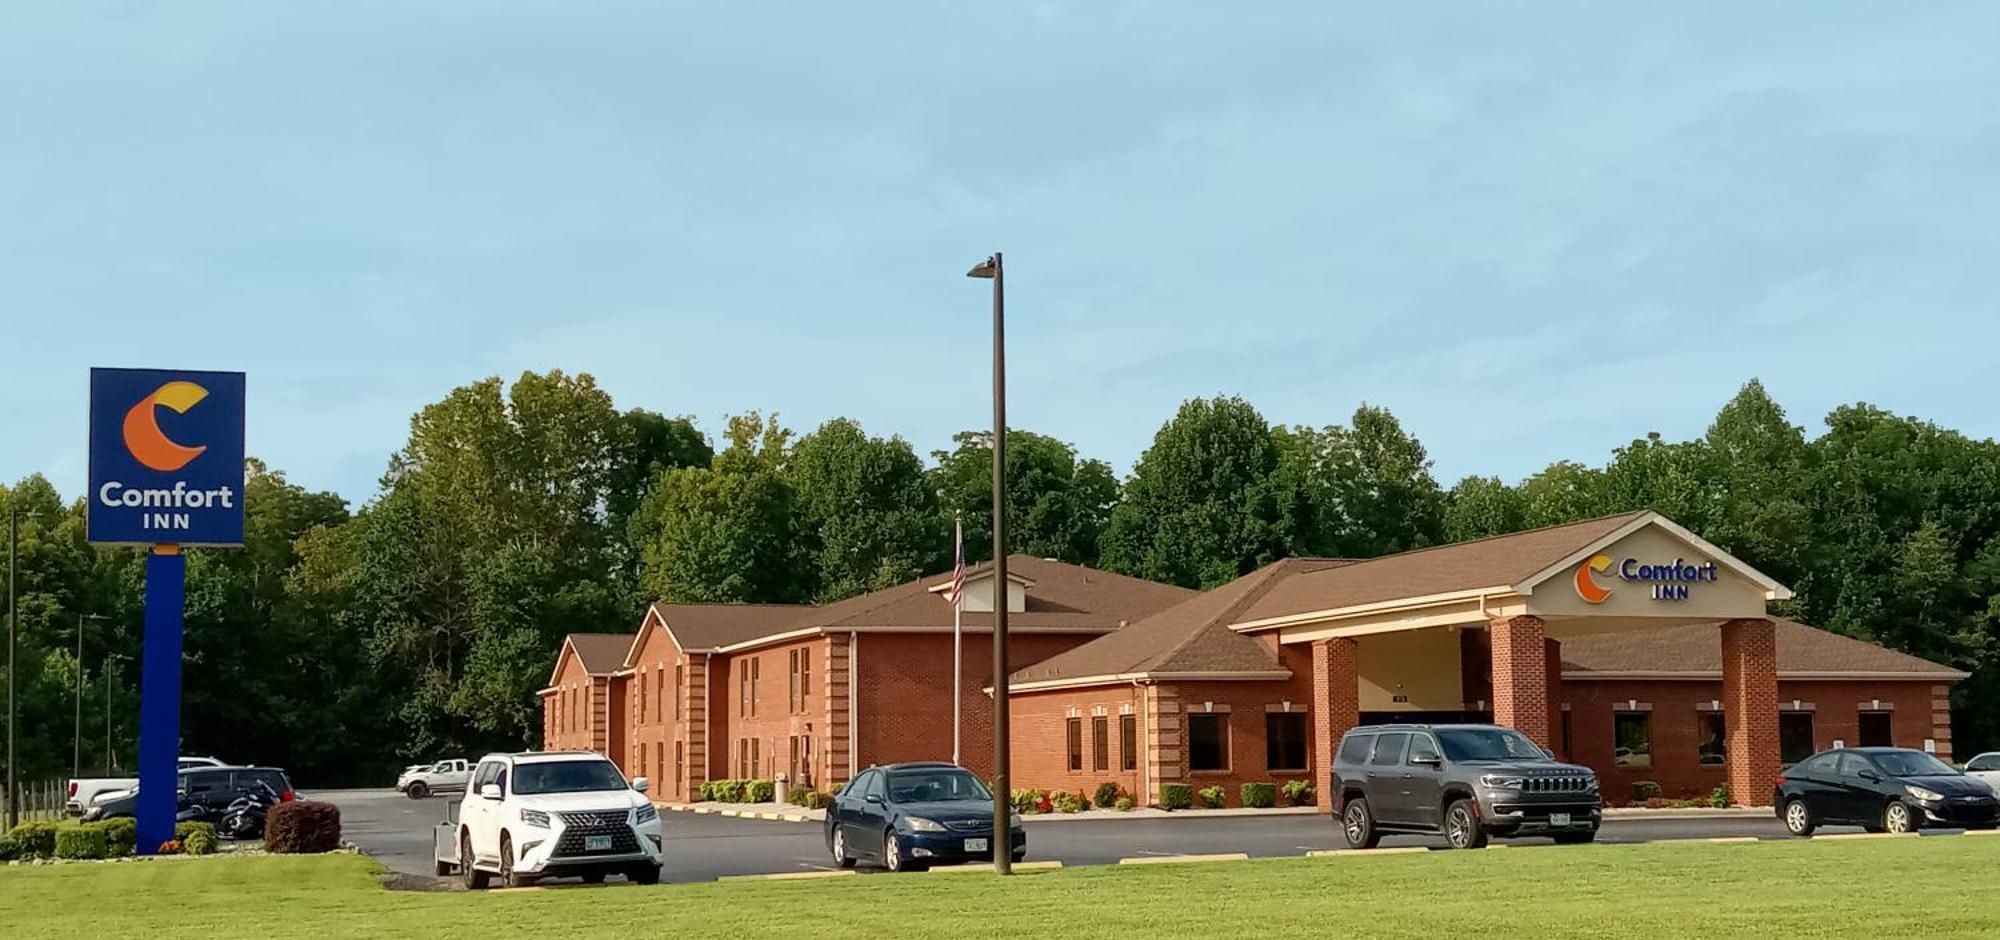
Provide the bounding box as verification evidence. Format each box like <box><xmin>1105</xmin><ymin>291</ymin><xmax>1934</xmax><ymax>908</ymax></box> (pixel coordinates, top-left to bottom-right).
<box><xmin>632</xmin><ymin>776</ymin><xmax>650</xmax><ymax>794</ymax></box>
<box><xmin>479</xmin><ymin>784</ymin><xmax>504</xmax><ymax>800</ymax></box>
<box><xmin>1858</xmin><ymin>771</ymin><xmax>1880</xmax><ymax>783</ymax></box>
<box><xmin>864</xmin><ymin>793</ymin><xmax>883</xmax><ymax>805</ymax></box>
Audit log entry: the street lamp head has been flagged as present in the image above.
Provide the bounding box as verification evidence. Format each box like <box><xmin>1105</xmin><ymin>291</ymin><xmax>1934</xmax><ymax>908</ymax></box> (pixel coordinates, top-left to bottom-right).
<box><xmin>966</xmin><ymin>254</ymin><xmax>999</xmax><ymax>279</ymax></box>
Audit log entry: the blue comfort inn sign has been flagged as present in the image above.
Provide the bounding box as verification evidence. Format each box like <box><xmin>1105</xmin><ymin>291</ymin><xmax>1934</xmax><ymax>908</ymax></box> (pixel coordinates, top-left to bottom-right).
<box><xmin>86</xmin><ymin>367</ymin><xmax>245</xmax><ymax>856</ymax></box>
<box><xmin>87</xmin><ymin>368</ymin><xmax>246</xmax><ymax>546</ymax></box>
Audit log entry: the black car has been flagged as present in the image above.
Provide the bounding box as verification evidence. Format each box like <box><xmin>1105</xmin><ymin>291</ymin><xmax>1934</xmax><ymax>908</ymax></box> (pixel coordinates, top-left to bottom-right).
<box><xmin>84</xmin><ymin>765</ymin><xmax>295</xmax><ymax>828</ymax></box>
<box><xmin>1775</xmin><ymin>747</ymin><xmax>1999</xmax><ymax>835</ymax></box>
<box><xmin>824</xmin><ymin>762</ymin><xmax>1025</xmax><ymax>872</ymax></box>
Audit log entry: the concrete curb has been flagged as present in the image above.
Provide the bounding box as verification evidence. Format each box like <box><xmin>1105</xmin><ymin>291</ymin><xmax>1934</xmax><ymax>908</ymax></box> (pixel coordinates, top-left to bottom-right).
<box><xmin>1601</xmin><ymin>808</ymin><xmax>1767</xmax><ymax>821</ymax></box>
<box><xmin>716</xmin><ymin>870</ymin><xmax>856</xmax><ymax>882</ymax></box>
<box><xmin>662</xmin><ymin>803</ymin><xmax>821</xmax><ymax>824</ymax></box>
<box><xmin>1025</xmin><ymin>806</ymin><xmax>1321</xmax><ymax>823</ymax></box>
<box><xmin>1813</xmin><ymin>832</ymin><xmax>1918</xmax><ymax>841</ymax></box>
<box><xmin>1965</xmin><ymin>829</ymin><xmax>2000</xmax><ymax>837</ymax></box>
<box><xmin>1117</xmin><ymin>853</ymin><xmax>1250</xmax><ymax>866</ymax></box>
<box><xmin>927</xmin><ymin>861</ymin><xmax>1064</xmax><ymax>874</ymax></box>
<box><xmin>1306</xmin><ymin>847</ymin><xmax>1428</xmax><ymax>858</ymax></box>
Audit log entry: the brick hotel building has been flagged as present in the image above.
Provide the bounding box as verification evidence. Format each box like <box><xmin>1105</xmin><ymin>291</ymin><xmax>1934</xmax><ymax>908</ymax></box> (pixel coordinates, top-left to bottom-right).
<box><xmin>543</xmin><ymin>511</ymin><xmax>1963</xmax><ymax>807</ymax></box>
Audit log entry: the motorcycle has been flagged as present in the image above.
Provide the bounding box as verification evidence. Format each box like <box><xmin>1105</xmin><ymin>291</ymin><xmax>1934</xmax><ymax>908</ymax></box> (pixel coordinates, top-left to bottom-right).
<box><xmin>217</xmin><ymin>782</ymin><xmax>282</xmax><ymax>840</ymax></box>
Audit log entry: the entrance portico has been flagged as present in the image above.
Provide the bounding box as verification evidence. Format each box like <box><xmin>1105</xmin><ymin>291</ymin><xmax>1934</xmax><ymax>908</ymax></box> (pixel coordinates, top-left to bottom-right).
<box><xmin>1228</xmin><ymin>512</ymin><xmax>1794</xmax><ymax>808</ymax></box>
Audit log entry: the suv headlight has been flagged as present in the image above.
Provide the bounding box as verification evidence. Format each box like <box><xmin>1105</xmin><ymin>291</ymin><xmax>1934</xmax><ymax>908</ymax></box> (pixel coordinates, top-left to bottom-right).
<box><xmin>1906</xmin><ymin>785</ymin><xmax>1944</xmax><ymax>803</ymax></box>
<box><xmin>519</xmin><ymin>808</ymin><xmax>551</xmax><ymax>828</ymax></box>
<box><xmin>905</xmin><ymin>817</ymin><xmax>947</xmax><ymax>832</ymax></box>
<box><xmin>634</xmin><ymin>803</ymin><xmax>658</xmax><ymax>825</ymax></box>
<box><xmin>1480</xmin><ymin>775</ymin><xmax>1525</xmax><ymax>790</ymax></box>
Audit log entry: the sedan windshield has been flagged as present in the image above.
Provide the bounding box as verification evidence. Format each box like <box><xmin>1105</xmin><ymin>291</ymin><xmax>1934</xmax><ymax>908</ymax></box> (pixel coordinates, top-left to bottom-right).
<box><xmin>1437</xmin><ymin>728</ymin><xmax>1545</xmax><ymax>762</ymax></box>
<box><xmin>1872</xmin><ymin>751</ymin><xmax>1959</xmax><ymax>777</ymax></box>
<box><xmin>886</xmin><ymin>769</ymin><xmax>991</xmax><ymax>803</ymax></box>
<box><xmin>513</xmin><ymin>760</ymin><xmax>628</xmax><ymax>795</ymax></box>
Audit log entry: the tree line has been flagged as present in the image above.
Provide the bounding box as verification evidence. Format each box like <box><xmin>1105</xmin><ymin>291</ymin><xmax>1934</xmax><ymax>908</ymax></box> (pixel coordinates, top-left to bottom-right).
<box><xmin>6</xmin><ymin>372</ymin><xmax>2000</xmax><ymax>785</ymax></box>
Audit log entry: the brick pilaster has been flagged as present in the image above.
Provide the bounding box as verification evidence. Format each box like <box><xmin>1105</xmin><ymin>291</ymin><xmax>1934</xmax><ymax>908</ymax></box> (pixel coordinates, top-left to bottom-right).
<box><xmin>1931</xmin><ymin>684</ymin><xmax>1955</xmax><ymax>762</ymax></box>
<box><xmin>1722</xmin><ymin>618</ymin><xmax>1780</xmax><ymax>807</ymax></box>
<box><xmin>1491</xmin><ymin>615</ymin><xmax>1550</xmax><ymax>746</ymax></box>
<box><xmin>823</xmin><ymin>634</ymin><xmax>853</xmax><ymax>787</ymax></box>
<box><xmin>1146</xmin><ymin>685</ymin><xmax>1183</xmax><ymax>805</ymax></box>
<box><xmin>1310</xmin><ymin>637</ymin><xmax>1359</xmax><ymax>813</ymax></box>
<box><xmin>684</xmin><ymin>654</ymin><xmax>710</xmax><ymax>802</ymax></box>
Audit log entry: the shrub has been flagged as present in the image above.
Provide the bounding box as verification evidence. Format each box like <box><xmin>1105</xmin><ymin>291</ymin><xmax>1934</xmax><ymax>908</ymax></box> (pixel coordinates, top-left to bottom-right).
<box><xmin>174</xmin><ymin>820</ymin><xmax>217</xmax><ymax>846</ymax></box>
<box><xmin>1240</xmin><ymin>783</ymin><xmax>1277</xmax><ymax>809</ymax></box>
<box><xmin>55</xmin><ymin>825</ymin><xmax>108</xmax><ymax>860</ymax></box>
<box><xmin>1159</xmin><ymin>784</ymin><xmax>1193</xmax><ymax>811</ymax></box>
<box><xmin>1708</xmin><ymin>785</ymin><xmax>1730</xmax><ymax>809</ymax></box>
<box><xmin>4</xmin><ymin>822</ymin><xmax>58</xmax><ymax>860</ymax></box>
<box><xmin>1113</xmin><ymin>796</ymin><xmax>1135</xmax><ymax>812</ymax></box>
<box><xmin>1196</xmin><ymin>786</ymin><xmax>1227</xmax><ymax>809</ymax></box>
<box><xmin>1630</xmin><ymin>781</ymin><xmax>1661</xmax><ymax>804</ymax></box>
<box><xmin>265</xmin><ymin>801</ymin><xmax>342</xmax><ymax>854</ymax></box>
<box><xmin>0</xmin><ymin>832</ymin><xmax>21</xmax><ymax>862</ymax></box>
<box><xmin>1093</xmin><ymin>782</ymin><xmax>1122</xmax><ymax>809</ymax></box>
<box><xmin>802</xmin><ymin>791</ymin><xmax>831</xmax><ymax>810</ymax></box>
<box><xmin>1280</xmin><ymin>779</ymin><xmax>1315</xmax><ymax>807</ymax></box>
<box><xmin>1010</xmin><ymin>789</ymin><xmax>1043</xmax><ymax>814</ymax></box>
<box><xmin>1643</xmin><ymin>796</ymin><xmax>1666</xmax><ymax>810</ymax></box>
<box><xmin>183</xmin><ymin>827</ymin><xmax>218</xmax><ymax>857</ymax></box>
<box><xmin>96</xmin><ymin>818</ymin><xmax>137</xmax><ymax>858</ymax></box>
<box><xmin>156</xmin><ymin>839</ymin><xmax>184</xmax><ymax>856</ymax></box>
<box><xmin>746</xmin><ymin>779</ymin><xmax>775</xmax><ymax>803</ymax></box>
<box><xmin>1052</xmin><ymin>791</ymin><xmax>1085</xmax><ymax>814</ymax></box>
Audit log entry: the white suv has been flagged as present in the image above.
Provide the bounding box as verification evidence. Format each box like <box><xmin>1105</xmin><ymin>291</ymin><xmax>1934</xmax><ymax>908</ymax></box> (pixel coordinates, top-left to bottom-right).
<box><xmin>452</xmin><ymin>751</ymin><xmax>663</xmax><ymax>887</ymax></box>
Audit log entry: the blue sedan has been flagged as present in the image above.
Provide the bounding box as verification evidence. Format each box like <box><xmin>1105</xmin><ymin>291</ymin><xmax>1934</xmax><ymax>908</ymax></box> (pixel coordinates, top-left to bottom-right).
<box><xmin>824</xmin><ymin>762</ymin><xmax>1026</xmax><ymax>872</ymax></box>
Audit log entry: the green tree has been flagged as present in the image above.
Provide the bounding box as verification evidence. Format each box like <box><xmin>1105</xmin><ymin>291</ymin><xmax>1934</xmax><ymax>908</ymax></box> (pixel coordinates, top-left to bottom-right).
<box><xmin>787</xmin><ymin>419</ymin><xmax>941</xmax><ymax>601</ymax></box>
<box><xmin>1322</xmin><ymin>404</ymin><xmax>1447</xmax><ymax>556</ymax></box>
<box><xmin>629</xmin><ymin>413</ymin><xmax>811</xmax><ymax>604</ymax></box>
<box><xmin>1444</xmin><ymin>475</ymin><xmax>1527</xmax><ymax>542</ymax></box>
<box><xmin>1099</xmin><ymin>396</ymin><xmax>1286</xmax><ymax>588</ymax></box>
<box><xmin>930</xmin><ymin>429</ymin><xmax>1119</xmax><ymax>566</ymax></box>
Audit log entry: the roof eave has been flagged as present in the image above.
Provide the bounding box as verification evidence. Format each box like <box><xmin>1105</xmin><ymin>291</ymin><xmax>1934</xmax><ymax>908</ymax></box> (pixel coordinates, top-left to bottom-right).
<box><xmin>1227</xmin><ymin>586</ymin><xmax>1517</xmax><ymax>633</ymax></box>
<box><xmin>999</xmin><ymin>669</ymin><xmax>1295</xmax><ymax>694</ymax></box>
<box><xmin>1564</xmin><ymin>669</ymin><xmax>1969</xmax><ymax>682</ymax></box>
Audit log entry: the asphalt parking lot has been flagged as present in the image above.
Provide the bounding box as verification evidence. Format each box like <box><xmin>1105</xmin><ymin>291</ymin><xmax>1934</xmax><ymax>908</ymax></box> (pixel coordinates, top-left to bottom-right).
<box><xmin>324</xmin><ymin>788</ymin><xmax>1846</xmax><ymax>885</ymax></box>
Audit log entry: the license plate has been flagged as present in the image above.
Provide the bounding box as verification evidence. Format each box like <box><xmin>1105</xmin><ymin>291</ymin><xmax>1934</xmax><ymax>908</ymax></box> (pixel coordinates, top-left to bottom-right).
<box><xmin>964</xmin><ymin>838</ymin><xmax>988</xmax><ymax>852</ymax></box>
<box><xmin>1549</xmin><ymin>813</ymin><xmax>1571</xmax><ymax>827</ymax></box>
<box><xmin>585</xmin><ymin>835</ymin><xmax>614</xmax><ymax>852</ymax></box>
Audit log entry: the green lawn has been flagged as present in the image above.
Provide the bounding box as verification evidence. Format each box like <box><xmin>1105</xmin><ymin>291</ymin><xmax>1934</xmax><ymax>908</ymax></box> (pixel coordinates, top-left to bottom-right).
<box><xmin>8</xmin><ymin>837</ymin><xmax>2000</xmax><ymax>939</ymax></box>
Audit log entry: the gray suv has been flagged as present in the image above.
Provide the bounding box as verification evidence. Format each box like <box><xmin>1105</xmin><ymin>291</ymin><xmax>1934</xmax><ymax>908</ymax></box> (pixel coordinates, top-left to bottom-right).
<box><xmin>1332</xmin><ymin>724</ymin><xmax>1600</xmax><ymax>849</ymax></box>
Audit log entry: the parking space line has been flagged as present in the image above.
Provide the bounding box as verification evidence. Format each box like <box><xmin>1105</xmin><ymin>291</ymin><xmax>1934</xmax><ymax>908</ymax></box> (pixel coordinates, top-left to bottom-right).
<box><xmin>717</xmin><ymin>870</ymin><xmax>857</xmax><ymax>882</ymax></box>
<box><xmin>1117</xmin><ymin>853</ymin><xmax>1250</xmax><ymax>866</ymax></box>
<box><xmin>1305</xmin><ymin>847</ymin><xmax>1427</xmax><ymax>858</ymax></box>
<box><xmin>927</xmin><ymin>861</ymin><xmax>1064</xmax><ymax>874</ymax></box>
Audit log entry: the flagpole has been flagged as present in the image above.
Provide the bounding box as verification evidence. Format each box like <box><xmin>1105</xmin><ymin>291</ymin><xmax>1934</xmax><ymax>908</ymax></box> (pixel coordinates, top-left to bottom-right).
<box><xmin>952</xmin><ymin>511</ymin><xmax>963</xmax><ymax>767</ymax></box>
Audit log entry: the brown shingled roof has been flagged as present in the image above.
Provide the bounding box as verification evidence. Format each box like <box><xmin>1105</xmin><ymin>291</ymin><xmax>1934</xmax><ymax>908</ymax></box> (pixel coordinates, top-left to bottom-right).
<box><xmin>1561</xmin><ymin>618</ymin><xmax>1966</xmax><ymax>679</ymax></box>
<box><xmin>649</xmin><ymin>556</ymin><xmax>1196</xmax><ymax>652</ymax></box>
<box><xmin>1012</xmin><ymin>558</ymin><xmax>1356</xmax><ymax>686</ymax></box>
<box><xmin>1233</xmin><ymin>512</ymin><xmax>1645</xmax><ymax>624</ymax></box>
<box><xmin>563</xmin><ymin>633</ymin><xmax>637</xmax><ymax>676</ymax></box>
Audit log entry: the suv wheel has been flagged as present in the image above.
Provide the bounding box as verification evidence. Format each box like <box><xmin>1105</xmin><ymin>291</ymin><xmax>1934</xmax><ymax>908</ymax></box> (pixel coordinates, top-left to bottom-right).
<box><xmin>407</xmin><ymin>781</ymin><xmax>429</xmax><ymax>800</ymax></box>
<box><xmin>1444</xmin><ymin>799</ymin><xmax>1488</xmax><ymax>849</ymax></box>
<box><xmin>1883</xmin><ymin>801</ymin><xmax>1916</xmax><ymax>834</ymax></box>
<box><xmin>498</xmin><ymin>834</ymin><xmax>534</xmax><ymax>888</ymax></box>
<box><xmin>1782</xmin><ymin>798</ymin><xmax>1817</xmax><ymax>837</ymax></box>
<box><xmin>460</xmin><ymin>833</ymin><xmax>490</xmax><ymax>890</ymax></box>
<box><xmin>1341</xmin><ymin>796</ymin><xmax>1381</xmax><ymax>849</ymax></box>
<box><xmin>831</xmin><ymin>828</ymin><xmax>856</xmax><ymax>869</ymax></box>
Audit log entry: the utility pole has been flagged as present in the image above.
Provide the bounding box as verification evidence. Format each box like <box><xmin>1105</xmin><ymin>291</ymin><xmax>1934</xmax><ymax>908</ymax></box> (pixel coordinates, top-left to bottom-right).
<box><xmin>74</xmin><ymin>613</ymin><xmax>103</xmax><ymax>780</ymax></box>
<box><xmin>7</xmin><ymin>504</ymin><xmax>26</xmax><ymax>830</ymax></box>
<box><xmin>966</xmin><ymin>252</ymin><xmax>1010</xmax><ymax>874</ymax></box>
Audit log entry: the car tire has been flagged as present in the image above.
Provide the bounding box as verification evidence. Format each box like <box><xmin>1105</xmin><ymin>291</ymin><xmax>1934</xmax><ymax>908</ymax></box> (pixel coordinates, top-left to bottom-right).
<box><xmin>1883</xmin><ymin>801</ymin><xmax>1917</xmax><ymax>834</ymax></box>
<box><xmin>407</xmin><ymin>782</ymin><xmax>429</xmax><ymax>800</ymax></box>
<box><xmin>1443</xmin><ymin>799</ymin><xmax>1488</xmax><ymax>849</ymax></box>
<box><xmin>434</xmin><ymin>859</ymin><xmax>454</xmax><ymax>877</ymax></box>
<box><xmin>582</xmin><ymin>871</ymin><xmax>606</xmax><ymax>884</ymax></box>
<box><xmin>1552</xmin><ymin>831</ymin><xmax>1596</xmax><ymax>845</ymax></box>
<box><xmin>883</xmin><ymin>830</ymin><xmax>923</xmax><ymax>873</ymax></box>
<box><xmin>498</xmin><ymin>834</ymin><xmax>534</xmax><ymax>888</ymax></box>
<box><xmin>1341</xmin><ymin>796</ymin><xmax>1381</xmax><ymax>849</ymax></box>
<box><xmin>1782</xmin><ymin>798</ymin><xmax>1817</xmax><ymax>837</ymax></box>
<box><xmin>831</xmin><ymin>828</ymin><xmax>856</xmax><ymax>869</ymax></box>
<box><xmin>627</xmin><ymin>864</ymin><xmax>661</xmax><ymax>886</ymax></box>
<box><xmin>461</xmin><ymin>833</ymin><xmax>490</xmax><ymax>890</ymax></box>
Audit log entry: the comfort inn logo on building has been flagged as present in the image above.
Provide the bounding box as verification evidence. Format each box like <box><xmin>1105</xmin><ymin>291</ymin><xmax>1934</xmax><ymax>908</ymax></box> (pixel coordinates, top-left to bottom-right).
<box><xmin>1573</xmin><ymin>551</ymin><xmax>1721</xmax><ymax>603</ymax></box>
<box><xmin>88</xmin><ymin>368</ymin><xmax>246</xmax><ymax>546</ymax></box>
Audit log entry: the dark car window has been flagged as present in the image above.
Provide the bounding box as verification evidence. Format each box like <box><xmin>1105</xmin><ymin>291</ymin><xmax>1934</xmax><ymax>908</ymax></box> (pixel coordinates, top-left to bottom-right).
<box><xmin>1337</xmin><ymin>734</ymin><xmax>1374</xmax><ymax>765</ymax></box>
<box><xmin>1369</xmin><ymin>733</ymin><xmax>1410</xmax><ymax>767</ymax></box>
<box><xmin>184</xmin><ymin>770</ymin><xmax>230</xmax><ymax>794</ymax></box>
<box><xmin>841</xmin><ymin>769</ymin><xmax>876</xmax><ymax>799</ymax></box>
<box><xmin>473</xmin><ymin>761</ymin><xmax>501</xmax><ymax>791</ymax></box>
<box><xmin>865</xmin><ymin>771</ymin><xmax>889</xmax><ymax>801</ymax></box>
<box><xmin>1792</xmin><ymin>752</ymin><xmax>1839</xmax><ymax>776</ymax></box>
<box><xmin>1836</xmin><ymin>752</ymin><xmax>1875</xmax><ymax>779</ymax></box>
<box><xmin>1437</xmin><ymin>728</ymin><xmax>1544</xmax><ymax>762</ymax></box>
<box><xmin>1872</xmin><ymin>751</ymin><xmax>1958</xmax><ymax>777</ymax></box>
<box><xmin>232</xmin><ymin>769</ymin><xmax>291</xmax><ymax>796</ymax></box>
<box><xmin>1408</xmin><ymin>735</ymin><xmax>1441</xmax><ymax>764</ymax></box>
<box><xmin>887</xmin><ymin>768</ymin><xmax>990</xmax><ymax>803</ymax></box>
<box><xmin>1969</xmin><ymin>755</ymin><xmax>2000</xmax><ymax>773</ymax></box>
<box><xmin>512</xmin><ymin>760</ymin><xmax>624</xmax><ymax>795</ymax></box>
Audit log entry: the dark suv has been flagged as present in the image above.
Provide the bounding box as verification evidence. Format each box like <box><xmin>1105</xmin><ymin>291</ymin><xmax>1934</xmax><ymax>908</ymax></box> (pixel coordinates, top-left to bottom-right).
<box><xmin>1332</xmin><ymin>724</ymin><xmax>1600</xmax><ymax>849</ymax></box>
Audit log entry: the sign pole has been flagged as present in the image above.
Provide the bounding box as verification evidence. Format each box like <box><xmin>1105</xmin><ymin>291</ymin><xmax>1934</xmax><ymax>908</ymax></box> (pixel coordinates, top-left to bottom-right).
<box><xmin>135</xmin><ymin>545</ymin><xmax>185</xmax><ymax>855</ymax></box>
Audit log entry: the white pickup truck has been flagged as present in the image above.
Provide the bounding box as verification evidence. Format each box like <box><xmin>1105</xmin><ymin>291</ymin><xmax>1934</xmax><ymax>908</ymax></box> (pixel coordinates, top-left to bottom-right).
<box><xmin>397</xmin><ymin>758</ymin><xmax>473</xmax><ymax>799</ymax></box>
<box><xmin>1965</xmin><ymin>752</ymin><xmax>2000</xmax><ymax>794</ymax></box>
<box><xmin>432</xmin><ymin>751</ymin><xmax>662</xmax><ymax>887</ymax></box>
<box><xmin>66</xmin><ymin>756</ymin><xmax>226</xmax><ymax>816</ymax></box>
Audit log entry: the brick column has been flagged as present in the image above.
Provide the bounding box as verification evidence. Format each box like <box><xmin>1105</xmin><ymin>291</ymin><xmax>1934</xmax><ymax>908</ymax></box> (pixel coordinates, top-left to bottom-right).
<box><xmin>1722</xmin><ymin>618</ymin><xmax>1780</xmax><ymax>807</ymax></box>
<box><xmin>684</xmin><ymin>654</ymin><xmax>710</xmax><ymax>802</ymax></box>
<box><xmin>1145</xmin><ymin>685</ymin><xmax>1184</xmax><ymax>806</ymax></box>
<box><xmin>1310</xmin><ymin>637</ymin><xmax>1360</xmax><ymax>813</ymax></box>
<box><xmin>1930</xmin><ymin>684</ymin><xmax>1955</xmax><ymax>762</ymax></box>
<box><xmin>1544</xmin><ymin>637</ymin><xmax>1565</xmax><ymax>760</ymax></box>
<box><xmin>1490</xmin><ymin>616</ymin><xmax>1550</xmax><ymax>746</ymax></box>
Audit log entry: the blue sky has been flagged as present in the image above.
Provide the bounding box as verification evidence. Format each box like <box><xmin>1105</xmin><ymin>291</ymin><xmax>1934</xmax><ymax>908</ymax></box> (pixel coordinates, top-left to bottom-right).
<box><xmin>6</xmin><ymin>2</ymin><xmax>1999</xmax><ymax>506</ymax></box>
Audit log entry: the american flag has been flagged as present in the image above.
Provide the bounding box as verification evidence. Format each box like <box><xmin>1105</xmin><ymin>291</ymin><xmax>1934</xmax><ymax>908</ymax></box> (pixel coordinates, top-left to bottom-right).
<box><xmin>944</xmin><ymin>513</ymin><xmax>966</xmax><ymax>606</ymax></box>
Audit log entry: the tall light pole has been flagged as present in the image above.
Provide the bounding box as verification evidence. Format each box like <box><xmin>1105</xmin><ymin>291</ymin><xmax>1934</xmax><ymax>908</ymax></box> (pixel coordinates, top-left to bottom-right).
<box><xmin>105</xmin><ymin>653</ymin><xmax>123</xmax><ymax>775</ymax></box>
<box><xmin>74</xmin><ymin>613</ymin><xmax>105</xmax><ymax>779</ymax></box>
<box><xmin>7</xmin><ymin>503</ymin><xmax>41</xmax><ymax>830</ymax></box>
<box><xmin>967</xmin><ymin>252</ymin><xmax>1009</xmax><ymax>874</ymax></box>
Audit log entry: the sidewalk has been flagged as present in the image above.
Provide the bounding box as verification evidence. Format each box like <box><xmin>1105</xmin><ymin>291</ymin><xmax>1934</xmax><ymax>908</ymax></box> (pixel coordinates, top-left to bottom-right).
<box><xmin>662</xmin><ymin>800</ymin><xmax>1771</xmax><ymax>825</ymax></box>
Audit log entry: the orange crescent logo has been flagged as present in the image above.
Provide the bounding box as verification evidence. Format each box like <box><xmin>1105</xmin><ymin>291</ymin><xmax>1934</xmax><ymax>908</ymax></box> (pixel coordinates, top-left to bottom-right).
<box><xmin>1574</xmin><ymin>554</ymin><xmax>1613</xmax><ymax>604</ymax></box>
<box><xmin>122</xmin><ymin>380</ymin><xmax>210</xmax><ymax>472</ymax></box>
